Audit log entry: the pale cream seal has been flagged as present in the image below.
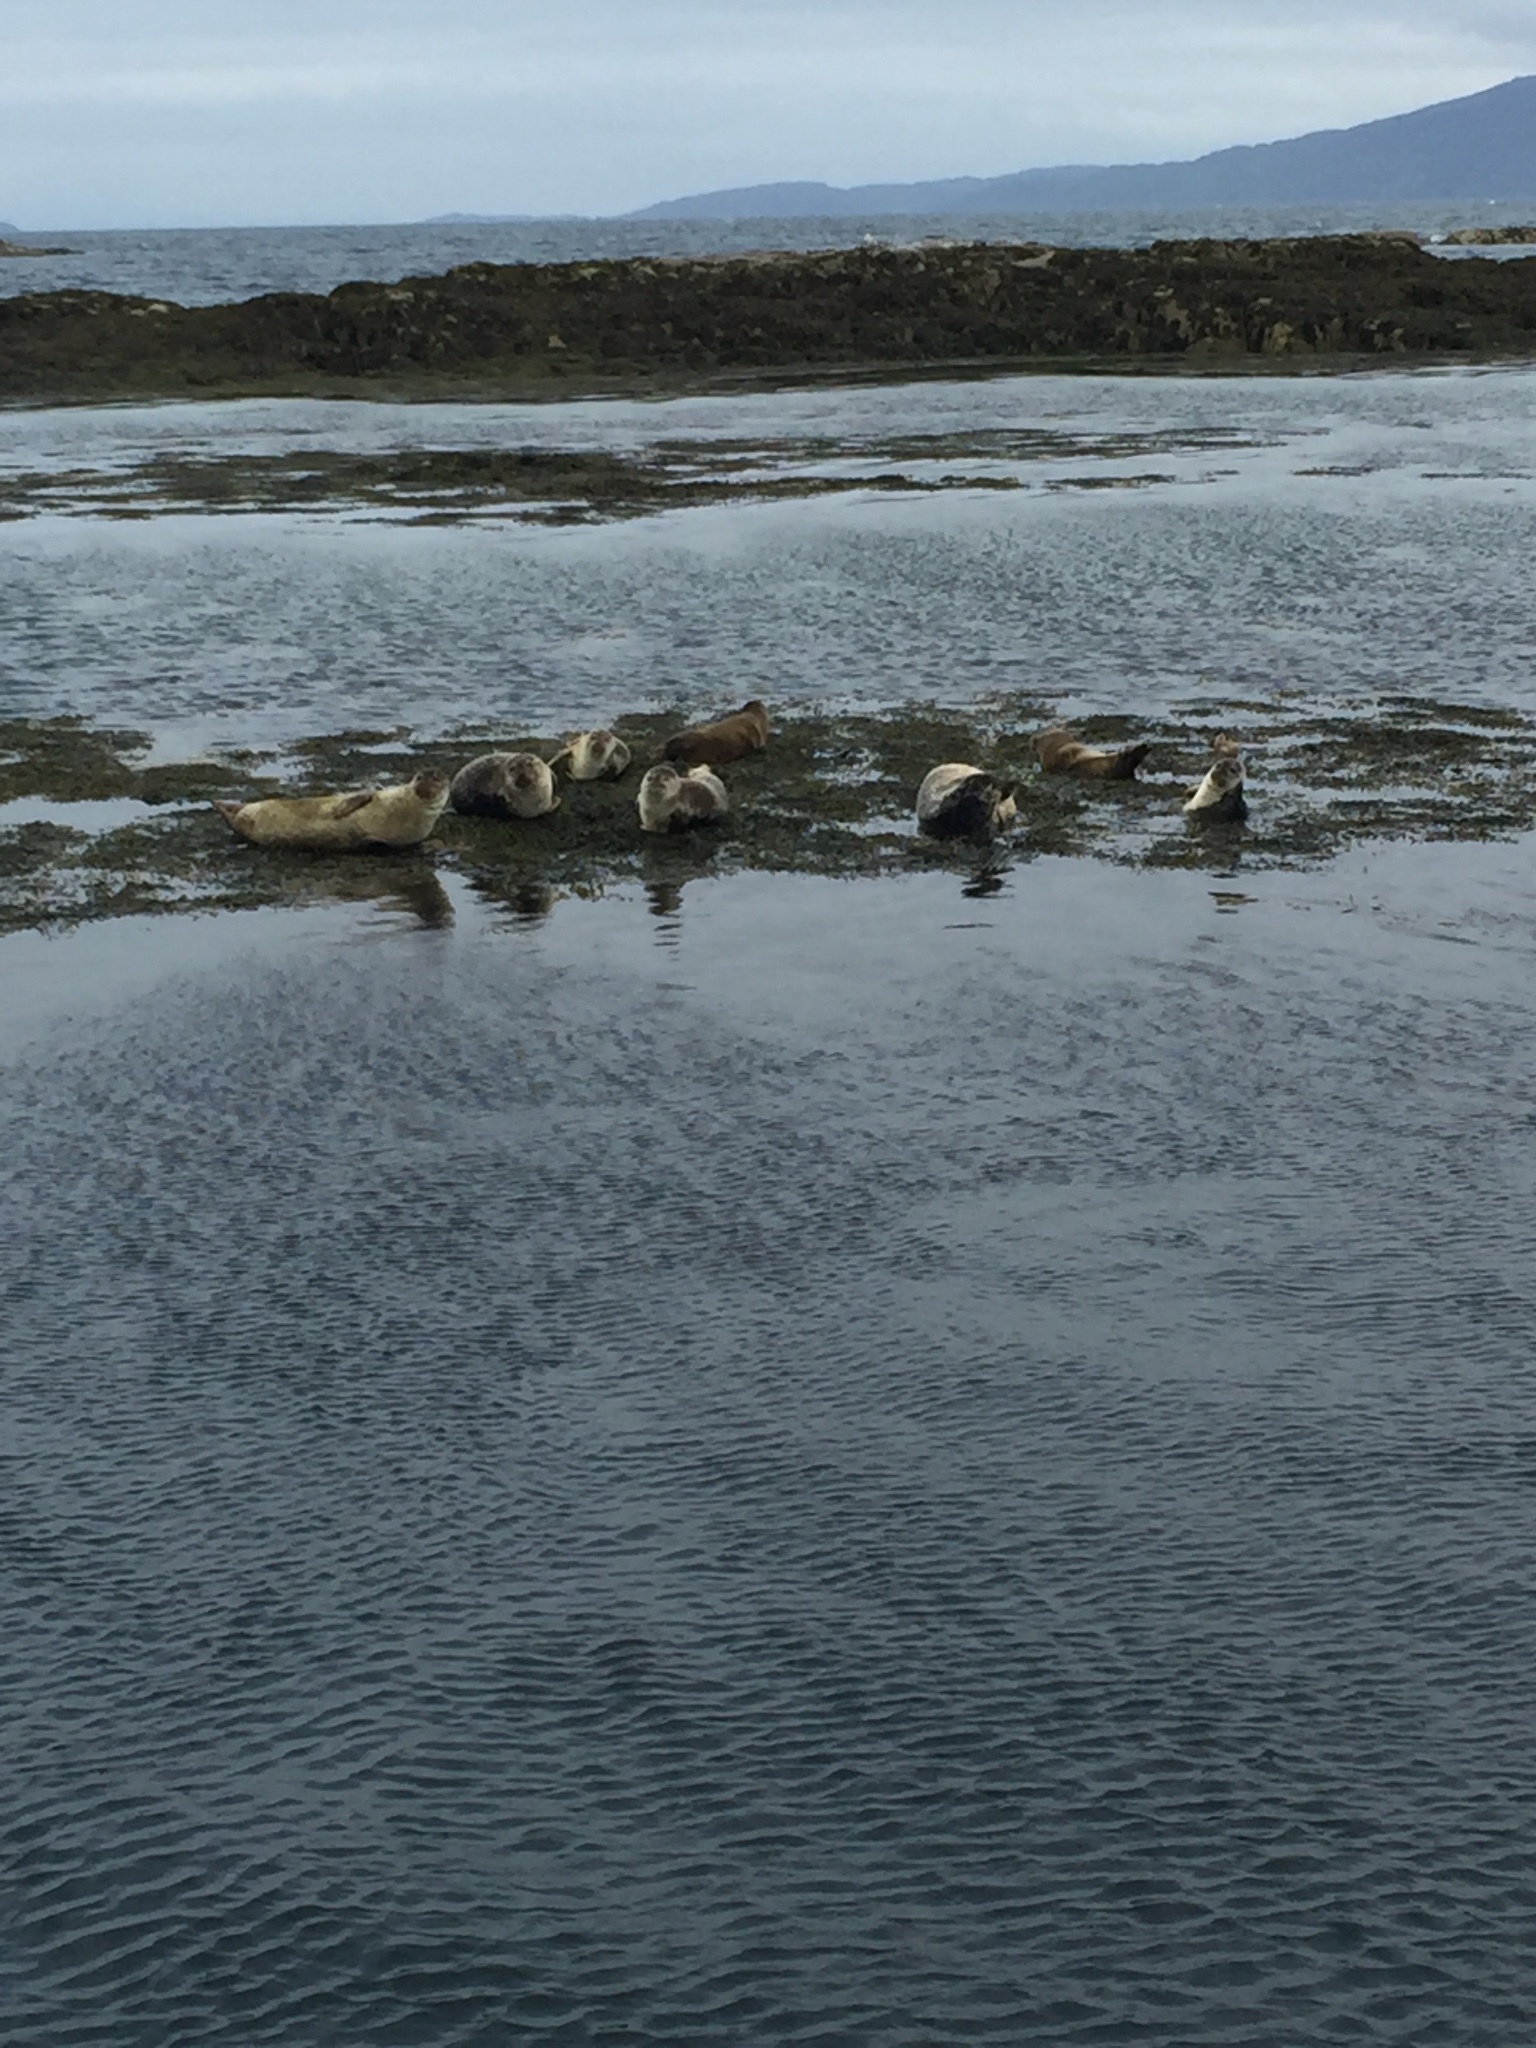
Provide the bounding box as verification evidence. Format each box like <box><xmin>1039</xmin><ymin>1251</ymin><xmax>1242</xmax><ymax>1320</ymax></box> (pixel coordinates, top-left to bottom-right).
<box><xmin>214</xmin><ymin>770</ymin><xmax>449</xmax><ymax>851</ymax></box>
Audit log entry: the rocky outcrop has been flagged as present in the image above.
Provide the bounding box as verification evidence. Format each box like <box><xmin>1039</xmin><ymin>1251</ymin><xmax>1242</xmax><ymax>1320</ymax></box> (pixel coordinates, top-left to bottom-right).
<box><xmin>0</xmin><ymin>237</ymin><xmax>73</xmax><ymax>258</ymax></box>
<box><xmin>2</xmin><ymin>234</ymin><xmax>1534</xmax><ymax>401</ymax></box>
<box><xmin>1443</xmin><ymin>224</ymin><xmax>1536</xmax><ymax>244</ymax></box>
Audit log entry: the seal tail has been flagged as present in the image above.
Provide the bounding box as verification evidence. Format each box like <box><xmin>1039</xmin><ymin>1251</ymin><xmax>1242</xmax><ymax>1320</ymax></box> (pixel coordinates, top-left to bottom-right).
<box><xmin>1112</xmin><ymin>742</ymin><xmax>1151</xmax><ymax>780</ymax></box>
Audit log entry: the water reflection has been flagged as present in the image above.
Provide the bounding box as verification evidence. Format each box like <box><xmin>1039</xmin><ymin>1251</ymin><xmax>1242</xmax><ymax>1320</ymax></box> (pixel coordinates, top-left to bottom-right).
<box><xmin>960</xmin><ymin>859</ymin><xmax>1011</xmax><ymax>900</ymax></box>
<box><xmin>504</xmin><ymin>881</ymin><xmax>558</xmax><ymax>927</ymax></box>
<box><xmin>289</xmin><ymin>858</ymin><xmax>455</xmax><ymax>929</ymax></box>
<box><xmin>462</xmin><ymin>872</ymin><xmax>562</xmax><ymax>928</ymax></box>
<box><xmin>645</xmin><ymin>879</ymin><xmax>686</xmax><ymax>920</ymax></box>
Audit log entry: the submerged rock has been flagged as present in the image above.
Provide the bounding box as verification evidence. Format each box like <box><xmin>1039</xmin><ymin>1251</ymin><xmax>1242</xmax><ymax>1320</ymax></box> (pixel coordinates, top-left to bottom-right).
<box><xmin>0</xmin><ymin>237</ymin><xmax>75</xmax><ymax>258</ymax></box>
<box><xmin>1443</xmin><ymin>225</ymin><xmax>1536</xmax><ymax>245</ymax></box>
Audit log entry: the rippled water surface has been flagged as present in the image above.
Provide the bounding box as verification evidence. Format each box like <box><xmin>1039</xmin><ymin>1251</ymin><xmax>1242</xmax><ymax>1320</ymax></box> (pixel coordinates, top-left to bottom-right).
<box><xmin>7</xmin><ymin>851</ymin><xmax>1536</xmax><ymax>2046</ymax></box>
<box><xmin>4</xmin><ymin>203</ymin><xmax>1536</xmax><ymax>305</ymax></box>
<box><xmin>1</xmin><ymin>367</ymin><xmax>1535</xmax><ymax>759</ymax></box>
<box><xmin>5</xmin><ymin>360</ymin><xmax>1536</xmax><ymax>2045</ymax></box>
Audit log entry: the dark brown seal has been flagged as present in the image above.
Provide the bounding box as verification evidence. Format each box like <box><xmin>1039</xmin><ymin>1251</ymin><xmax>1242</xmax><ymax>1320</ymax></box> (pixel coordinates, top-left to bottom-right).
<box><xmin>661</xmin><ymin>700</ymin><xmax>770</xmax><ymax>768</ymax></box>
<box><xmin>1032</xmin><ymin>728</ymin><xmax>1150</xmax><ymax>780</ymax></box>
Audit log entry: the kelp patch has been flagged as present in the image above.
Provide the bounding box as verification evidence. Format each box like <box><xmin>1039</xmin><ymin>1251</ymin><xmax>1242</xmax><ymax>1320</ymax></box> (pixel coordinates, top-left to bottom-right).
<box><xmin>0</xmin><ymin>425</ymin><xmax>1265</xmax><ymax>524</ymax></box>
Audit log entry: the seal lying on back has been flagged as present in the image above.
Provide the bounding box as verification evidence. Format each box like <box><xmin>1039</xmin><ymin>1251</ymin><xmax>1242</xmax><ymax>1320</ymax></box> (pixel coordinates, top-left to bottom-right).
<box><xmin>637</xmin><ymin>763</ymin><xmax>730</xmax><ymax>833</ymax></box>
<box><xmin>214</xmin><ymin>771</ymin><xmax>449</xmax><ymax>851</ymax></box>
<box><xmin>549</xmin><ymin>730</ymin><xmax>632</xmax><ymax>782</ymax></box>
<box><xmin>662</xmin><ymin>700</ymin><xmax>769</xmax><ymax>768</ymax></box>
<box><xmin>915</xmin><ymin>763</ymin><xmax>1018</xmax><ymax>840</ymax></box>
<box><xmin>1184</xmin><ymin>735</ymin><xmax>1247</xmax><ymax>822</ymax></box>
<box><xmin>449</xmin><ymin>751</ymin><xmax>559</xmax><ymax>820</ymax></box>
<box><xmin>1032</xmin><ymin>728</ymin><xmax>1151</xmax><ymax>780</ymax></box>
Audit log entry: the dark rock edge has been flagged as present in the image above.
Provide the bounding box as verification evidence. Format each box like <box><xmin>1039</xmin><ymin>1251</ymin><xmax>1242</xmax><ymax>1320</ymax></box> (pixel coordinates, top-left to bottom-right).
<box><xmin>3</xmin><ymin>234</ymin><xmax>1535</xmax><ymax>404</ymax></box>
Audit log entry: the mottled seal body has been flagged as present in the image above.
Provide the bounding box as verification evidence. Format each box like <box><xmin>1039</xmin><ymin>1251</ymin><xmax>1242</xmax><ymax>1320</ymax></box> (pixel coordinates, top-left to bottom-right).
<box><xmin>662</xmin><ymin>700</ymin><xmax>769</xmax><ymax>768</ymax></box>
<box><xmin>1185</xmin><ymin>736</ymin><xmax>1247</xmax><ymax>821</ymax></box>
<box><xmin>214</xmin><ymin>771</ymin><xmax>449</xmax><ymax>851</ymax></box>
<box><xmin>637</xmin><ymin>763</ymin><xmax>730</xmax><ymax>833</ymax></box>
<box><xmin>915</xmin><ymin>763</ymin><xmax>1019</xmax><ymax>840</ymax></box>
<box><xmin>1033</xmin><ymin>728</ymin><xmax>1150</xmax><ymax>780</ymax></box>
<box><xmin>450</xmin><ymin>752</ymin><xmax>559</xmax><ymax>820</ymax></box>
<box><xmin>551</xmin><ymin>730</ymin><xmax>632</xmax><ymax>782</ymax></box>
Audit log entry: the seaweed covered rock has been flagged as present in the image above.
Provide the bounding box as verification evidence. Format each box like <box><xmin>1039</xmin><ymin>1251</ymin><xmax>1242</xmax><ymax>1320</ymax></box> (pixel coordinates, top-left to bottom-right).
<box><xmin>2</xmin><ymin>235</ymin><xmax>1536</xmax><ymax>401</ymax></box>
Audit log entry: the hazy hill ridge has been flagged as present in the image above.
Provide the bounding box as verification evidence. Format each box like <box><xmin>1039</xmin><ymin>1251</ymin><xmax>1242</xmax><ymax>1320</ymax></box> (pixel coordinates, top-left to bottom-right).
<box><xmin>632</xmin><ymin>75</ymin><xmax>1536</xmax><ymax>219</ymax></box>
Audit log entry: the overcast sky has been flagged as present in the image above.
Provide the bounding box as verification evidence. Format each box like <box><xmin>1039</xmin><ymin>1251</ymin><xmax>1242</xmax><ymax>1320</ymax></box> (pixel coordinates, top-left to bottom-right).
<box><xmin>4</xmin><ymin>0</ymin><xmax>1534</xmax><ymax>229</ymax></box>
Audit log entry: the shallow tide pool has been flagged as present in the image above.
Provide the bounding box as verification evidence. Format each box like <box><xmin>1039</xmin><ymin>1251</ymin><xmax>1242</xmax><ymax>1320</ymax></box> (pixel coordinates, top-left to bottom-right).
<box><xmin>5</xmin><ymin>369</ymin><xmax>1536</xmax><ymax>2045</ymax></box>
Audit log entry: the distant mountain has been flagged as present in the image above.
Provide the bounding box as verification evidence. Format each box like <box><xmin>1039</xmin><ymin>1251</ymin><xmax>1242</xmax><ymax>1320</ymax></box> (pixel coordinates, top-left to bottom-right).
<box><xmin>421</xmin><ymin>212</ymin><xmax>581</xmax><ymax>224</ymax></box>
<box><xmin>0</xmin><ymin>222</ymin><xmax>20</xmax><ymax>237</ymax></box>
<box><xmin>632</xmin><ymin>75</ymin><xmax>1536</xmax><ymax>219</ymax></box>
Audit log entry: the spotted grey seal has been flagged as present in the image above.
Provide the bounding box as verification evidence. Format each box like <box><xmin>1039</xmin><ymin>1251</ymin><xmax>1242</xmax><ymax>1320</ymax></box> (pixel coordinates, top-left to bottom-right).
<box><xmin>548</xmin><ymin>730</ymin><xmax>632</xmax><ymax>782</ymax></box>
<box><xmin>1184</xmin><ymin>735</ymin><xmax>1247</xmax><ymax>822</ymax></box>
<box><xmin>637</xmin><ymin>762</ymin><xmax>730</xmax><ymax>833</ymax></box>
<box><xmin>449</xmin><ymin>752</ymin><xmax>560</xmax><ymax>820</ymax></box>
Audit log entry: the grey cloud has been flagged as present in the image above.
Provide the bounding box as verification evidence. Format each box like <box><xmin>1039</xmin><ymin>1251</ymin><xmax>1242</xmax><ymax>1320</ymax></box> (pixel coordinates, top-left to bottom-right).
<box><xmin>3</xmin><ymin>1</ymin><xmax>1534</xmax><ymax>226</ymax></box>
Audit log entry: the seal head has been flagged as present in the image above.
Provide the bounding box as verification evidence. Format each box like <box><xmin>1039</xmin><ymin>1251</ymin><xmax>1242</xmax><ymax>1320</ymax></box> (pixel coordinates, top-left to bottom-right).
<box><xmin>551</xmin><ymin>730</ymin><xmax>632</xmax><ymax>782</ymax></box>
<box><xmin>1184</xmin><ymin>737</ymin><xmax>1247</xmax><ymax>821</ymax></box>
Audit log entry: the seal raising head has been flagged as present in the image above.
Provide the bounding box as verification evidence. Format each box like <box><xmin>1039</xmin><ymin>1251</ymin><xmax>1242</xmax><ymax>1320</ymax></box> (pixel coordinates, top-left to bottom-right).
<box><xmin>1184</xmin><ymin>735</ymin><xmax>1248</xmax><ymax>821</ymax></box>
<box><xmin>449</xmin><ymin>751</ymin><xmax>560</xmax><ymax>820</ymax></box>
<box><xmin>1032</xmin><ymin>728</ymin><xmax>1150</xmax><ymax>780</ymax></box>
<box><xmin>214</xmin><ymin>770</ymin><xmax>450</xmax><ymax>851</ymax></box>
<box><xmin>661</xmin><ymin>700</ymin><xmax>769</xmax><ymax>769</ymax></box>
<box><xmin>915</xmin><ymin>763</ymin><xmax>1019</xmax><ymax>841</ymax></box>
<box><xmin>550</xmin><ymin>730</ymin><xmax>632</xmax><ymax>782</ymax></box>
<box><xmin>637</xmin><ymin>762</ymin><xmax>730</xmax><ymax>833</ymax></box>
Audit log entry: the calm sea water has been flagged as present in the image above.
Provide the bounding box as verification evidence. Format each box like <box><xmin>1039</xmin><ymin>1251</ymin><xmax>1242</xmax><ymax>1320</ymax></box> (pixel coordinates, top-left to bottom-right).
<box><xmin>5</xmin><ymin>349</ymin><xmax>1536</xmax><ymax>2043</ymax></box>
<box><xmin>2</xmin><ymin>200</ymin><xmax>1535</xmax><ymax>305</ymax></box>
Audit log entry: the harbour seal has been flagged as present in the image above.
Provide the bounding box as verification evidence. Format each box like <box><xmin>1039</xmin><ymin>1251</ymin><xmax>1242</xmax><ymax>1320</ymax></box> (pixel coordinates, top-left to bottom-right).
<box><xmin>662</xmin><ymin>700</ymin><xmax>769</xmax><ymax>768</ymax></box>
<box><xmin>214</xmin><ymin>770</ymin><xmax>449</xmax><ymax>851</ymax></box>
<box><xmin>449</xmin><ymin>751</ymin><xmax>560</xmax><ymax>820</ymax></box>
<box><xmin>1184</xmin><ymin>735</ymin><xmax>1247</xmax><ymax>822</ymax></box>
<box><xmin>549</xmin><ymin>730</ymin><xmax>632</xmax><ymax>782</ymax></box>
<box><xmin>637</xmin><ymin>762</ymin><xmax>730</xmax><ymax>833</ymax></box>
<box><xmin>915</xmin><ymin>762</ymin><xmax>1018</xmax><ymax>840</ymax></box>
<box><xmin>1032</xmin><ymin>728</ymin><xmax>1150</xmax><ymax>780</ymax></box>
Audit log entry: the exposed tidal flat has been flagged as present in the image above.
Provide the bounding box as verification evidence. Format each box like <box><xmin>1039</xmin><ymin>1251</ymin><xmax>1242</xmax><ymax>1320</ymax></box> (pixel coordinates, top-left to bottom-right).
<box><xmin>7</xmin><ymin>363</ymin><xmax>1536</xmax><ymax>2044</ymax></box>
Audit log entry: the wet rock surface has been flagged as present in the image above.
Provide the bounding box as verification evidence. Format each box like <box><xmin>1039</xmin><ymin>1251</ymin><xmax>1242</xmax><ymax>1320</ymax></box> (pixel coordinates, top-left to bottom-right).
<box><xmin>1443</xmin><ymin>224</ymin><xmax>1536</xmax><ymax>245</ymax></box>
<box><xmin>3</xmin><ymin>234</ymin><xmax>1536</xmax><ymax>404</ymax></box>
<box><xmin>4</xmin><ymin>695</ymin><xmax>1536</xmax><ymax>935</ymax></box>
<box><xmin>0</xmin><ymin>238</ymin><xmax>74</xmax><ymax>260</ymax></box>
